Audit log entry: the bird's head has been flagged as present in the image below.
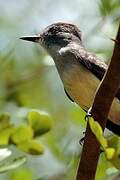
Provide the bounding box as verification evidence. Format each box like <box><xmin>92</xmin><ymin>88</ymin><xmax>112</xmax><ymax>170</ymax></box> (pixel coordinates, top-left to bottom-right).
<box><xmin>20</xmin><ymin>22</ymin><xmax>82</xmax><ymax>57</ymax></box>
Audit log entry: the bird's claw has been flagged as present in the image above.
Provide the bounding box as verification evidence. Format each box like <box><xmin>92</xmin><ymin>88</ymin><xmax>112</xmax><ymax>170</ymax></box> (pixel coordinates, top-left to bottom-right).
<box><xmin>79</xmin><ymin>131</ymin><xmax>85</xmax><ymax>145</ymax></box>
<box><xmin>79</xmin><ymin>137</ymin><xmax>84</xmax><ymax>145</ymax></box>
<box><xmin>85</xmin><ymin>107</ymin><xmax>92</xmax><ymax>121</ymax></box>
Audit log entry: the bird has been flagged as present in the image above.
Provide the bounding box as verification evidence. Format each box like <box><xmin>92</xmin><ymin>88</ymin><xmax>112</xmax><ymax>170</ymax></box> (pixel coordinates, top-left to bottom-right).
<box><xmin>20</xmin><ymin>22</ymin><xmax>120</xmax><ymax>136</ymax></box>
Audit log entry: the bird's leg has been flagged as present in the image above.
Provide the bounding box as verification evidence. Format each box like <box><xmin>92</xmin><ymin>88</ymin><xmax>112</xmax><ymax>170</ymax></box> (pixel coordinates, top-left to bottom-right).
<box><xmin>85</xmin><ymin>107</ymin><xmax>92</xmax><ymax>121</ymax></box>
<box><xmin>79</xmin><ymin>108</ymin><xmax>92</xmax><ymax>145</ymax></box>
<box><xmin>84</xmin><ymin>107</ymin><xmax>104</xmax><ymax>154</ymax></box>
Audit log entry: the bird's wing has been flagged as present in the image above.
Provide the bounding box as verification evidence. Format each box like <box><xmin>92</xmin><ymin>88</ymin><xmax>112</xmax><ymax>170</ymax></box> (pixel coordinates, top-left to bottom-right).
<box><xmin>77</xmin><ymin>48</ymin><xmax>107</xmax><ymax>80</ymax></box>
<box><xmin>60</xmin><ymin>46</ymin><xmax>120</xmax><ymax>100</ymax></box>
<box><xmin>76</xmin><ymin>48</ymin><xmax>120</xmax><ymax>101</ymax></box>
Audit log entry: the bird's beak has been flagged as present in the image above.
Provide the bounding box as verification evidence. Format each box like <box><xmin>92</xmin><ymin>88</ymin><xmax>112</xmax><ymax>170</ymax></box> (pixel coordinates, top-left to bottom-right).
<box><xmin>20</xmin><ymin>35</ymin><xmax>42</xmax><ymax>43</ymax></box>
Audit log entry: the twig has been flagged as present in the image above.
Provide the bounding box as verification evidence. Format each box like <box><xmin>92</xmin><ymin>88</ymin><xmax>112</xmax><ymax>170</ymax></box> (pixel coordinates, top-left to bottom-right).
<box><xmin>76</xmin><ymin>22</ymin><xmax>120</xmax><ymax>180</ymax></box>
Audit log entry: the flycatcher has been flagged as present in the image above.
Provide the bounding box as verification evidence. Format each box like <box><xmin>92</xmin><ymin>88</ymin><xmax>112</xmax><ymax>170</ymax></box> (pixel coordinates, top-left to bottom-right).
<box><xmin>20</xmin><ymin>22</ymin><xmax>120</xmax><ymax>135</ymax></box>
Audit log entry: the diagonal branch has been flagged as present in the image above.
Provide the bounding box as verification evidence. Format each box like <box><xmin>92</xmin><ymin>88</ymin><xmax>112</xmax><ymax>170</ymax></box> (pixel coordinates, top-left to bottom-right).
<box><xmin>76</xmin><ymin>22</ymin><xmax>120</xmax><ymax>180</ymax></box>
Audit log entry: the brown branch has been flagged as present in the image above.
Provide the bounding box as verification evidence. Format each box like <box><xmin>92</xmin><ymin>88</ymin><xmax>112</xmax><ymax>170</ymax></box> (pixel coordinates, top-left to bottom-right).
<box><xmin>76</xmin><ymin>22</ymin><xmax>120</xmax><ymax>180</ymax></box>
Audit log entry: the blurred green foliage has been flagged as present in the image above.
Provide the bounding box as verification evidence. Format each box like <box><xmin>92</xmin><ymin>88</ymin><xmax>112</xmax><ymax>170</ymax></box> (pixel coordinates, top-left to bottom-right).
<box><xmin>11</xmin><ymin>125</ymin><xmax>34</xmax><ymax>145</ymax></box>
<box><xmin>99</xmin><ymin>0</ymin><xmax>120</xmax><ymax>17</ymax></box>
<box><xmin>0</xmin><ymin>109</ymin><xmax>52</xmax><ymax>175</ymax></box>
<box><xmin>0</xmin><ymin>0</ymin><xmax>120</xmax><ymax>179</ymax></box>
<box><xmin>0</xmin><ymin>110</ymin><xmax>52</xmax><ymax>156</ymax></box>
<box><xmin>28</xmin><ymin>110</ymin><xmax>53</xmax><ymax>136</ymax></box>
<box><xmin>0</xmin><ymin>156</ymin><xmax>26</xmax><ymax>174</ymax></box>
<box><xmin>10</xmin><ymin>169</ymin><xmax>33</xmax><ymax>180</ymax></box>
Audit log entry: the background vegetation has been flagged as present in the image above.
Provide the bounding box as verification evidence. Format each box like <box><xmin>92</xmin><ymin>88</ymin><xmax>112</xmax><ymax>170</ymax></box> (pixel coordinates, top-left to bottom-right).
<box><xmin>0</xmin><ymin>0</ymin><xmax>120</xmax><ymax>179</ymax></box>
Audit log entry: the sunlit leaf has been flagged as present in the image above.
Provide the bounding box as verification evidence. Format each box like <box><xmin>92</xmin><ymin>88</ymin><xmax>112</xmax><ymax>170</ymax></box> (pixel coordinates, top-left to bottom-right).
<box><xmin>89</xmin><ymin>117</ymin><xmax>102</xmax><ymax>135</ymax></box>
<box><xmin>89</xmin><ymin>117</ymin><xmax>108</xmax><ymax>149</ymax></box>
<box><xmin>96</xmin><ymin>154</ymin><xmax>113</xmax><ymax>179</ymax></box>
<box><xmin>107</xmin><ymin>136</ymin><xmax>120</xmax><ymax>170</ymax></box>
<box><xmin>99</xmin><ymin>136</ymin><xmax>108</xmax><ymax>150</ymax></box>
<box><xmin>0</xmin><ymin>148</ymin><xmax>11</xmax><ymax>162</ymax></box>
<box><xmin>28</xmin><ymin>110</ymin><xmax>52</xmax><ymax>136</ymax></box>
<box><xmin>0</xmin><ymin>156</ymin><xmax>26</xmax><ymax>173</ymax></box>
<box><xmin>105</xmin><ymin>148</ymin><xmax>115</xmax><ymax>160</ymax></box>
<box><xmin>89</xmin><ymin>120</ymin><xmax>120</xmax><ymax>169</ymax></box>
<box><xmin>17</xmin><ymin>140</ymin><xmax>44</xmax><ymax>155</ymax></box>
<box><xmin>11</xmin><ymin>125</ymin><xmax>33</xmax><ymax>144</ymax></box>
<box><xmin>108</xmin><ymin>136</ymin><xmax>120</xmax><ymax>154</ymax></box>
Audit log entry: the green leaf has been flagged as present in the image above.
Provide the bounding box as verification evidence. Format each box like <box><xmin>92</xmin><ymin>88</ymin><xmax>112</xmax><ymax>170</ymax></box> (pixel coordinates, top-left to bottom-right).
<box><xmin>99</xmin><ymin>136</ymin><xmax>108</xmax><ymax>150</ymax></box>
<box><xmin>28</xmin><ymin>110</ymin><xmax>52</xmax><ymax>136</ymax></box>
<box><xmin>89</xmin><ymin>117</ymin><xmax>103</xmax><ymax>135</ymax></box>
<box><xmin>10</xmin><ymin>169</ymin><xmax>33</xmax><ymax>180</ymax></box>
<box><xmin>108</xmin><ymin>136</ymin><xmax>120</xmax><ymax>155</ymax></box>
<box><xmin>107</xmin><ymin>136</ymin><xmax>120</xmax><ymax>170</ymax></box>
<box><xmin>0</xmin><ymin>126</ymin><xmax>15</xmax><ymax>145</ymax></box>
<box><xmin>89</xmin><ymin>117</ymin><xmax>108</xmax><ymax>149</ymax></box>
<box><xmin>0</xmin><ymin>156</ymin><xmax>26</xmax><ymax>173</ymax></box>
<box><xmin>17</xmin><ymin>140</ymin><xmax>44</xmax><ymax>155</ymax></box>
<box><xmin>105</xmin><ymin>148</ymin><xmax>115</xmax><ymax>160</ymax></box>
<box><xmin>110</xmin><ymin>156</ymin><xmax>120</xmax><ymax>170</ymax></box>
<box><xmin>0</xmin><ymin>112</ymin><xmax>11</xmax><ymax>130</ymax></box>
<box><xmin>89</xmin><ymin>120</ymin><xmax>120</xmax><ymax>169</ymax></box>
<box><xmin>11</xmin><ymin>125</ymin><xmax>33</xmax><ymax>144</ymax></box>
<box><xmin>0</xmin><ymin>148</ymin><xmax>11</xmax><ymax>162</ymax></box>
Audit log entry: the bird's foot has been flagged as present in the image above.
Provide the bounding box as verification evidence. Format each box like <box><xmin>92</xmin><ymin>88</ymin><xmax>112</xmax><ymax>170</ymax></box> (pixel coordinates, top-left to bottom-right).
<box><xmin>80</xmin><ymin>107</ymin><xmax>92</xmax><ymax>145</ymax></box>
<box><xmin>85</xmin><ymin>107</ymin><xmax>92</xmax><ymax>121</ymax></box>
<box><xmin>79</xmin><ymin>137</ymin><xmax>84</xmax><ymax>145</ymax></box>
<box><xmin>79</xmin><ymin>131</ymin><xmax>85</xmax><ymax>145</ymax></box>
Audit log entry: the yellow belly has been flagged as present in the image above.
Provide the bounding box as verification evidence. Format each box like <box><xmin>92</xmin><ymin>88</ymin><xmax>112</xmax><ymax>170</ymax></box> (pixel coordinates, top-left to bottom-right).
<box><xmin>62</xmin><ymin>64</ymin><xmax>120</xmax><ymax>125</ymax></box>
